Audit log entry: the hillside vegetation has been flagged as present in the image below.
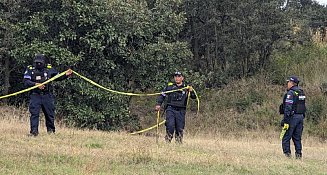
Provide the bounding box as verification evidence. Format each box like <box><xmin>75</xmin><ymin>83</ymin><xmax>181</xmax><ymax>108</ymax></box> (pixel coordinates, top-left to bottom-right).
<box><xmin>1</xmin><ymin>45</ymin><xmax>327</xmax><ymax>174</ymax></box>
<box><xmin>1</xmin><ymin>1</ymin><xmax>327</xmax><ymax>173</ymax></box>
<box><xmin>132</xmin><ymin>45</ymin><xmax>327</xmax><ymax>140</ymax></box>
<box><xmin>1</xmin><ymin>0</ymin><xmax>327</xmax><ymax>131</ymax></box>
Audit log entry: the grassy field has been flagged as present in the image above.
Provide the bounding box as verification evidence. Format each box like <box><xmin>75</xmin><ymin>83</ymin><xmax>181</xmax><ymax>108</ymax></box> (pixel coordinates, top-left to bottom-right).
<box><xmin>0</xmin><ymin>116</ymin><xmax>326</xmax><ymax>175</ymax></box>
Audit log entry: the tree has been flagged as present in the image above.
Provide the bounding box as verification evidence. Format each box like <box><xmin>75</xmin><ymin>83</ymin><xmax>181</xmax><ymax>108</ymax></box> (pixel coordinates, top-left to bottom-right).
<box><xmin>10</xmin><ymin>0</ymin><xmax>191</xmax><ymax>130</ymax></box>
<box><xmin>0</xmin><ymin>0</ymin><xmax>30</xmax><ymax>104</ymax></box>
<box><xmin>180</xmin><ymin>0</ymin><xmax>290</xmax><ymax>85</ymax></box>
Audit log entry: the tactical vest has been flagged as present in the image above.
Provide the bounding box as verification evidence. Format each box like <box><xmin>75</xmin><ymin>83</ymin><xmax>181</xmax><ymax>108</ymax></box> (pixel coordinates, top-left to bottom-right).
<box><xmin>31</xmin><ymin>69</ymin><xmax>49</xmax><ymax>83</ymax></box>
<box><xmin>166</xmin><ymin>84</ymin><xmax>188</xmax><ymax>108</ymax></box>
<box><xmin>293</xmin><ymin>89</ymin><xmax>306</xmax><ymax>114</ymax></box>
<box><xmin>279</xmin><ymin>89</ymin><xmax>306</xmax><ymax>115</ymax></box>
<box><xmin>29</xmin><ymin>64</ymin><xmax>52</xmax><ymax>93</ymax></box>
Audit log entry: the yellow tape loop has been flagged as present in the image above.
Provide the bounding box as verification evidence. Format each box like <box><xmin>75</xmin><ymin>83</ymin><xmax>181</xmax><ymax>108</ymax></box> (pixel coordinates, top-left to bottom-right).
<box><xmin>72</xmin><ymin>70</ymin><xmax>200</xmax><ymax>113</ymax></box>
<box><xmin>130</xmin><ymin>120</ymin><xmax>166</xmax><ymax>135</ymax></box>
<box><xmin>72</xmin><ymin>70</ymin><xmax>190</xmax><ymax>96</ymax></box>
<box><xmin>0</xmin><ymin>70</ymin><xmax>200</xmax><ymax>136</ymax></box>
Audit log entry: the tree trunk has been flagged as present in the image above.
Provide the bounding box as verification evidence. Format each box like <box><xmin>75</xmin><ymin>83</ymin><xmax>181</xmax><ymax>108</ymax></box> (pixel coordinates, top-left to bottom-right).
<box><xmin>259</xmin><ymin>43</ymin><xmax>272</xmax><ymax>69</ymax></box>
<box><xmin>205</xmin><ymin>29</ymin><xmax>211</xmax><ymax>71</ymax></box>
<box><xmin>3</xmin><ymin>54</ymin><xmax>10</xmax><ymax>104</ymax></box>
<box><xmin>219</xmin><ymin>14</ymin><xmax>227</xmax><ymax>71</ymax></box>
<box><xmin>215</xmin><ymin>24</ymin><xmax>219</xmax><ymax>72</ymax></box>
<box><xmin>191</xmin><ymin>16</ymin><xmax>200</xmax><ymax>71</ymax></box>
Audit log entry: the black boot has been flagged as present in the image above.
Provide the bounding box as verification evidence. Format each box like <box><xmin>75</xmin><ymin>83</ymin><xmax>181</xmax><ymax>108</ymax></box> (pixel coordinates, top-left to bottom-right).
<box><xmin>28</xmin><ymin>131</ymin><xmax>38</xmax><ymax>137</ymax></box>
<box><xmin>284</xmin><ymin>153</ymin><xmax>291</xmax><ymax>158</ymax></box>
<box><xmin>295</xmin><ymin>153</ymin><xmax>302</xmax><ymax>159</ymax></box>
<box><xmin>165</xmin><ymin>134</ymin><xmax>173</xmax><ymax>143</ymax></box>
<box><xmin>176</xmin><ymin>136</ymin><xmax>183</xmax><ymax>144</ymax></box>
<box><xmin>175</xmin><ymin>131</ymin><xmax>183</xmax><ymax>144</ymax></box>
<box><xmin>47</xmin><ymin>129</ymin><xmax>55</xmax><ymax>134</ymax></box>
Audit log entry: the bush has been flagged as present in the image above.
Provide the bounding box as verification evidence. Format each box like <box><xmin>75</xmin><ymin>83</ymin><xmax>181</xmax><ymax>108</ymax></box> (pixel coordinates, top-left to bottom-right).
<box><xmin>306</xmin><ymin>96</ymin><xmax>326</xmax><ymax>125</ymax></box>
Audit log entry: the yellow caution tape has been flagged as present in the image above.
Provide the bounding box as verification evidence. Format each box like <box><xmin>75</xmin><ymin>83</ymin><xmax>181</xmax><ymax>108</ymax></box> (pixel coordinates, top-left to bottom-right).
<box><xmin>156</xmin><ymin>110</ymin><xmax>160</xmax><ymax>143</ymax></box>
<box><xmin>130</xmin><ymin>120</ymin><xmax>166</xmax><ymax>135</ymax></box>
<box><xmin>280</xmin><ymin>124</ymin><xmax>289</xmax><ymax>140</ymax></box>
<box><xmin>193</xmin><ymin>88</ymin><xmax>200</xmax><ymax>113</ymax></box>
<box><xmin>72</xmin><ymin>70</ymin><xmax>191</xmax><ymax>96</ymax></box>
<box><xmin>280</xmin><ymin>128</ymin><xmax>287</xmax><ymax>140</ymax></box>
<box><xmin>0</xmin><ymin>70</ymin><xmax>68</xmax><ymax>100</ymax></box>
<box><xmin>1</xmin><ymin>70</ymin><xmax>199</xmax><ymax>101</ymax></box>
<box><xmin>131</xmin><ymin>110</ymin><xmax>165</xmax><ymax>135</ymax></box>
<box><xmin>186</xmin><ymin>89</ymin><xmax>191</xmax><ymax>108</ymax></box>
<box><xmin>0</xmin><ymin>69</ymin><xmax>200</xmax><ymax>136</ymax></box>
<box><xmin>73</xmin><ymin>70</ymin><xmax>200</xmax><ymax>112</ymax></box>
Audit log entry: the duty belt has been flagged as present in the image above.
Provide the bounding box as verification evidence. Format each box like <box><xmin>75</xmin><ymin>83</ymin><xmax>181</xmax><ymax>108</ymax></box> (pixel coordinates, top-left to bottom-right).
<box><xmin>168</xmin><ymin>105</ymin><xmax>186</xmax><ymax>111</ymax></box>
<box><xmin>31</xmin><ymin>91</ymin><xmax>50</xmax><ymax>95</ymax></box>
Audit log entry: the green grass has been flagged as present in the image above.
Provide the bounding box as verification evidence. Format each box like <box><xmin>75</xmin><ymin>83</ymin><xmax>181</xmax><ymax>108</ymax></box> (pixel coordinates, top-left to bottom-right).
<box><xmin>0</xmin><ymin>118</ymin><xmax>326</xmax><ymax>175</ymax></box>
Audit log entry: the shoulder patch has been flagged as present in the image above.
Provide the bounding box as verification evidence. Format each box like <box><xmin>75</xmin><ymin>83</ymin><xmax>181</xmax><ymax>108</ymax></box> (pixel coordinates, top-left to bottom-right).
<box><xmin>27</xmin><ymin>65</ymin><xmax>33</xmax><ymax>70</ymax></box>
<box><xmin>168</xmin><ymin>82</ymin><xmax>174</xmax><ymax>86</ymax></box>
<box><xmin>47</xmin><ymin>64</ymin><xmax>52</xmax><ymax>69</ymax></box>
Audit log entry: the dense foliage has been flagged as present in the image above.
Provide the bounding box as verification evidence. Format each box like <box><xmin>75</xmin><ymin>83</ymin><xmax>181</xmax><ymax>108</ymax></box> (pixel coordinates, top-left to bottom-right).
<box><xmin>1</xmin><ymin>0</ymin><xmax>327</xmax><ymax>134</ymax></box>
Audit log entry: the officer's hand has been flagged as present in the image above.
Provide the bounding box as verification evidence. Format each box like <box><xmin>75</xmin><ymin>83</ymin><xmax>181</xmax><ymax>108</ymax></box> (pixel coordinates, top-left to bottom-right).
<box><xmin>283</xmin><ymin>123</ymin><xmax>289</xmax><ymax>130</ymax></box>
<box><xmin>155</xmin><ymin>105</ymin><xmax>161</xmax><ymax>111</ymax></box>
<box><xmin>66</xmin><ymin>69</ymin><xmax>73</xmax><ymax>76</ymax></box>
<box><xmin>187</xmin><ymin>86</ymin><xmax>193</xmax><ymax>92</ymax></box>
<box><xmin>35</xmin><ymin>83</ymin><xmax>45</xmax><ymax>90</ymax></box>
<box><xmin>280</xmin><ymin>119</ymin><xmax>284</xmax><ymax>127</ymax></box>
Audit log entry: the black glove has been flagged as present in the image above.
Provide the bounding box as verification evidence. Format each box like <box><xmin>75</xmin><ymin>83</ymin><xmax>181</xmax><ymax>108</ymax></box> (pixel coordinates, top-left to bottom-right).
<box><xmin>280</xmin><ymin>118</ymin><xmax>290</xmax><ymax>126</ymax></box>
<box><xmin>279</xmin><ymin>104</ymin><xmax>284</xmax><ymax>114</ymax></box>
<box><xmin>280</xmin><ymin>119</ymin><xmax>285</xmax><ymax>127</ymax></box>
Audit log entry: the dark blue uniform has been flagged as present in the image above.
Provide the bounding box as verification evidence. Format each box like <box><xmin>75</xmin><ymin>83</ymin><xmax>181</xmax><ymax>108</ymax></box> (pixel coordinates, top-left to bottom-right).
<box><xmin>156</xmin><ymin>82</ymin><xmax>196</xmax><ymax>143</ymax></box>
<box><xmin>281</xmin><ymin>86</ymin><xmax>306</xmax><ymax>158</ymax></box>
<box><xmin>24</xmin><ymin>64</ymin><xmax>68</xmax><ymax>136</ymax></box>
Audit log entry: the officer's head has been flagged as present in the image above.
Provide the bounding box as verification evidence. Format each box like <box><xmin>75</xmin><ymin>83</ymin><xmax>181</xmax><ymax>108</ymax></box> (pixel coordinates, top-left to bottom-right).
<box><xmin>34</xmin><ymin>54</ymin><xmax>45</xmax><ymax>69</ymax></box>
<box><xmin>174</xmin><ymin>71</ymin><xmax>184</xmax><ymax>84</ymax></box>
<box><xmin>287</xmin><ymin>76</ymin><xmax>299</xmax><ymax>90</ymax></box>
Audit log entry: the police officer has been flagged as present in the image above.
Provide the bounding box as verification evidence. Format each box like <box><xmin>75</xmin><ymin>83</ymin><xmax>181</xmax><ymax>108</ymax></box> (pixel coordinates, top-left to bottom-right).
<box><xmin>23</xmin><ymin>54</ymin><xmax>72</xmax><ymax>136</ymax></box>
<box><xmin>155</xmin><ymin>71</ymin><xmax>196</xmax><ymax>143</ymax></box>
<box><xmin>280</xmin><ymin>76</ymin><xmax>306</xmax><ymax>159</ymax></box>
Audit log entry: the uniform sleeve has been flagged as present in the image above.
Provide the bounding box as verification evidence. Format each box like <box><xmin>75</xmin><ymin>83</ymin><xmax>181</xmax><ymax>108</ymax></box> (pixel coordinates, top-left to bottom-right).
<box><xmin>190</xmin><ymin>91</ymin><xmax>196</xmax><ymax>99</ymax></box>
<box><xmin>283</xmin><ymin>90</ymin><xmax>295</xmax><ymax>124</ymax></box>
<box><xmin>156</xmin><ymin>86</ymin><xmax>168</xmax><ymax>106</ymax></box>
<box><xmin>50</xmin><ymin>67</ymin><xmax>68</xmax><ymax>81</ymax></box>
<box><xmin>23</xmin><ymin>67</ymin><xmax>35</xmax><ymax>87</ymax></box>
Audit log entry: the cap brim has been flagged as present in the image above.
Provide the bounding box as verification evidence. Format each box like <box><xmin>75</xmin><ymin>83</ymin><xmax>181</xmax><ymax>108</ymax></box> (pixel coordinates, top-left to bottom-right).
<box><xmin>34</xmin><ymin>59</ymin><xmax>45</xmax><ymax>64</ymax></box>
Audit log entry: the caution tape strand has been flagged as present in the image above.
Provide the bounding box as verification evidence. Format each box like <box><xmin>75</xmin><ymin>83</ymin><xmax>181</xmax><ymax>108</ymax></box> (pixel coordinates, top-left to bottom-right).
<box><xmin>130</xmin><ymin>120</ymin><xmax>166</xmax><ymax>135</ymax></box>
<box><xmin>1</xmin><ymin>70</ymin><xmax>200</xmax><ymax>111</ymax></box>
<box><xmin>72</xmin><ymin>70</ymin><xmax>200</xmax><ymax>113</ymax></box>
<box><xmin>0</xmin><ymin>70</ymin><xmax>200</xmax><ymax>135</ymax></box>
<box><xmin>0</xmin><ymin>70</ymin><xmax>68</xmax><ymax>100</ymax></box>
<box><xmin>72</xmin><ymin>70</ymin><xmax>190</xmax><ymax>96</ymax></box>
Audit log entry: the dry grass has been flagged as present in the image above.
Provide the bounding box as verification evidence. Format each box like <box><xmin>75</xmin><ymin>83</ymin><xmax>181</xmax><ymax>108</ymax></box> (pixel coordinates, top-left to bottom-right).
<box><xmin>0</xmin><ymin>112</ymin><xmax>326</xmax><ymax>175</ymax></box>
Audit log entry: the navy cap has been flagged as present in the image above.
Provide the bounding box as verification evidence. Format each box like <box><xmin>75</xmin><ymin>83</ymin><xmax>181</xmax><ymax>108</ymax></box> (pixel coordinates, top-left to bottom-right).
<box><xmin>34</xmin><ymin>54</ymin><xmax>45</xmax><ymax>64</ymax></box>
<box><xmin>174</xmin><ymin>71</ymin><xmax>183</xmax><ymax>76</ymax></box>
<box><xmin>287</xmin><ymin>76</ymin><xmax>299</xmax><ymax>84</ymax></box>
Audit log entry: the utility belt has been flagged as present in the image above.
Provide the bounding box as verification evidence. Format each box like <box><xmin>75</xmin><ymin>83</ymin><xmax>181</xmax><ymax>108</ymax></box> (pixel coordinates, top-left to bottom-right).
<box><xmin>292</xmin><ymin>111</ymin><xmax>305</xmax><ymax>115</ymax></box>
<box><xmin>283</xmin><ymin>112</ymin><xmax>305</xmax><ymax>120</ymax></box>
<box><xmin>31</xmin><ymin>91</ymin><xmax>51</xmax><ymax>95</ymax></box>
<box><xmin>279</xmin><ymin>104</ymin><xmax>305</xmax><ymax>115</ymax></box>
<box><xmin>167</xmin><ymin>105</ymin><xmax>186</xmax><ymax>111</ymax></box>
